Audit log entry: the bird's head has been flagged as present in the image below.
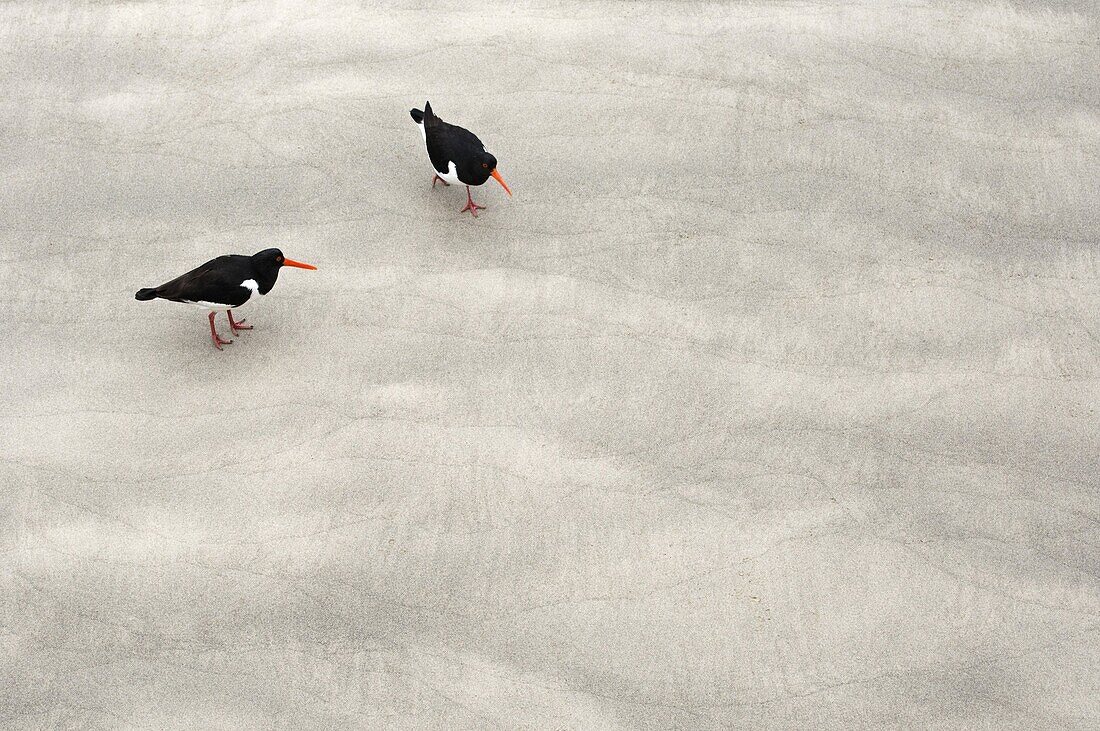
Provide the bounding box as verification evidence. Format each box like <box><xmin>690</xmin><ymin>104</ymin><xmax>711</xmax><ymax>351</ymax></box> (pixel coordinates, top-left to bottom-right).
<box><xmin>251</xmin><ymin>248</ymin><xmax>317</xmax><ymax>291</ymax></box>
<box><xmin>252</xmin><ymin>248</ymin><xmax>317</xmax><ymax>272</ymax></box>
<box><xmin>472</xmin><ymin>151</ymin><xmax>511</xmax><ymax>196</ymax></box>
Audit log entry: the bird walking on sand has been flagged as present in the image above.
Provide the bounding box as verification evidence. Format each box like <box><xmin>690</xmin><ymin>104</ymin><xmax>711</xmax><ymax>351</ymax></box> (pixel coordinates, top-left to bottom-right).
<box><xmin>135</xmin><ymin>248</ymin><xmax>316</xmax><ymax>350</ymax></box>
<box><xmin>410</xmin><ymin>101</ymin><xmax>511</xmax><ymax>217</ymax></box>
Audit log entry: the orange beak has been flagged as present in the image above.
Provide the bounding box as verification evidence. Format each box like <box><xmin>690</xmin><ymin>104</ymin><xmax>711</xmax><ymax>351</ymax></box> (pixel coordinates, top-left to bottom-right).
<box><xmin>490</xmin><ymin>168</ymin><xmax>512</xmax><ymax>197</ymax></box>
<box><xmin>282</xmin><ymin>257</ymin><xmax>317</xmax><ymax>270</ymax></box>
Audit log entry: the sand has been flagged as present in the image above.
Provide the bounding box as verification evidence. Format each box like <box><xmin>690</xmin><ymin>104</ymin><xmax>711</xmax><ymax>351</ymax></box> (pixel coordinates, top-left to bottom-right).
<box><xmin>2</xmin><ymin>1</ymin><xmax>1099</xmax><ymax>727</ymax></box>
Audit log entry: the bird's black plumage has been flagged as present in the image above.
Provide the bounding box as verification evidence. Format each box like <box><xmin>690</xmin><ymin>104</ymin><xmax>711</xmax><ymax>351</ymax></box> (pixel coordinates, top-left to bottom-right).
<box><xmin>135</xmin><ymin>249</ymin><xmax>285</xmax><ymax>307</ymax></box>
<box><xmin>135</xmin><ymin>248</ymin><xmax>316</xmax><ymax>351</ymax></box>
<box><xmin>410</xmin><ymin>101</ymin><xmax>497</xmax><ymax>186</ymax></box>
<box><xmin>409</xmin><ymin>101</ymin><xmax>511</xmax><ymax>217</ymax></box>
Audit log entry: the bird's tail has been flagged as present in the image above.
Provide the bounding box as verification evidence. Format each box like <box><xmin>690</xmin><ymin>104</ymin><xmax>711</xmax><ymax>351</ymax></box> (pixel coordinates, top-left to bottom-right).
<box><xmin>135</xmin><ymin>287</ymin><xmax>159</xmax><ymax>301</ymax></box>
<box><xmin>410</xmin><ymin>107</ymin><xmax>424</xmax><ymax>124</ymax></box>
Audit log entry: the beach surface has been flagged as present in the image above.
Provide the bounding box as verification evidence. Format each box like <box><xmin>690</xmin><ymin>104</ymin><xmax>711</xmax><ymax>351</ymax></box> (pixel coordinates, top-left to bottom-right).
<box><xmin>2</xmin><ymin>1</ymin><xmax>1099</xmax><ymax>727</ymax></box>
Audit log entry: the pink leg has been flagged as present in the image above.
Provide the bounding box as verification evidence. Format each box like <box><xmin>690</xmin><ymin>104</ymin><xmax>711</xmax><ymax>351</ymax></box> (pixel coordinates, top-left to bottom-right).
<box><xmin>227</xmin><ymin>309</ymin><xmax>252</xmax><ymax>333</ymax></box>
<box><xmin>208</xmin><ymin>311</ymin><xmax>232</xmax><ymax>350</ymax></box>
<box><xmin>460</xmin><ymin>186</ymin><xmax>485</xmax><ymax>217</ymax></box>
<box><xmin>432</xmin><ymin>174</ymin><xmax>450</xmax><ymax>188</ymax></box>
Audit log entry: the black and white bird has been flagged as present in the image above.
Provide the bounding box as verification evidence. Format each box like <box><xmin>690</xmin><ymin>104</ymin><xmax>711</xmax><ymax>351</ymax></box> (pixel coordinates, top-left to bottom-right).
<box><xmin>134</xmin><ymin>248</ymin><xmax>316</xmax><ymax>350</ymax></box>
<box><xmin>410</xmin><ymin>101</ymin><xmax>511</xmax><ymax>217</ymax></box>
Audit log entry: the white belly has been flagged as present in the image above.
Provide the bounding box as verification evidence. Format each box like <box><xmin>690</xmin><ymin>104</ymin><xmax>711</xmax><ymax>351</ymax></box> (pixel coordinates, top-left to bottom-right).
<box><xmin>184</xmin><ymin>298</ymin><xmax>254</xmax><ymax>312</ymax></box>
<box><xmin>435</xmin><ymin>160</ymin><xmax>461</xmax><ymax>185</ymax></box>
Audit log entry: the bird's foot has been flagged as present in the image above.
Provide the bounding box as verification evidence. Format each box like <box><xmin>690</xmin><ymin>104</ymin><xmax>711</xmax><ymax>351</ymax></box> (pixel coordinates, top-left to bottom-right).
<box><xmin>432</xmin><ymin>174</ymin><xmax>450</xmax><ymax>188</ymax></box>
<box><xmin>228</xmin><ymin>312</ymin><xmax>252</xmax><ymax>332</ymax></box>
<box><xmin>461</xmin><ymin>188</ymin><xmax>485</xmax><ymax>217</ymax></box>
<box><xmin>461</xmin><ymin>201</ymin><xmax>485</xmax><ymax>217</ymax></box>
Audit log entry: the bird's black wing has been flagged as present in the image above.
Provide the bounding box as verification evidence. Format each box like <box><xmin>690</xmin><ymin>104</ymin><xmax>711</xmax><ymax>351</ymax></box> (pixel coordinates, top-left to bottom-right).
<box><xmin>151</xmin><ymin>255</ymin><xmax>253</xmax><ymax>307</ymax></box>
<box><xmin>423</xmin><ymin>105</ymin><xmax>485</xmax><ymax>174</ymax></box>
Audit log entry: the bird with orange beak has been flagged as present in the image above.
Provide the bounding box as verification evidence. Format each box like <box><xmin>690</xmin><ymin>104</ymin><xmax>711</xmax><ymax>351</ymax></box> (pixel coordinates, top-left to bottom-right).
<box><xmin>135</xmin><ymin>248</ymin><xmax>316</xmax><ymax>350</ymax></box>
<box><xmin>410</xmin><ymin>101</ymin><xmax>511</xmax><ymax>217</ymax></box>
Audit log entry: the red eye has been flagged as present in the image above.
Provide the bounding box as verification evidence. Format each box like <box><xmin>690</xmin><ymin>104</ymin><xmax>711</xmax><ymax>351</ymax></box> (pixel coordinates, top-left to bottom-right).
<box><xmin>482</xmin><ymin>163</ymin><xmax>488</xmax><ymax>169</ymax></box>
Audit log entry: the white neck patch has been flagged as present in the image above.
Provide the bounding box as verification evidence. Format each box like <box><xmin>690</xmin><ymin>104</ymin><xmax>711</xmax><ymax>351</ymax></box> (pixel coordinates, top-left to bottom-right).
<box><xmin>240</xmin><ymin>279</ymin><xmax>260</xmax><ymax>295</ymax></box>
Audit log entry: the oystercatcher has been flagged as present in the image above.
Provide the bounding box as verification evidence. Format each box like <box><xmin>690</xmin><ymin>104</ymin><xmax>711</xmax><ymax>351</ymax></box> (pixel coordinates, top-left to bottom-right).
<box><xmin>134</xmin><ymin>248</ymin><xmax>316</xmax><ymax>350</ymax></box>
<box><xmin>410</xmin><ymin>101</ymin><xmax>511</xmax><ymax>217</ymax></box>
